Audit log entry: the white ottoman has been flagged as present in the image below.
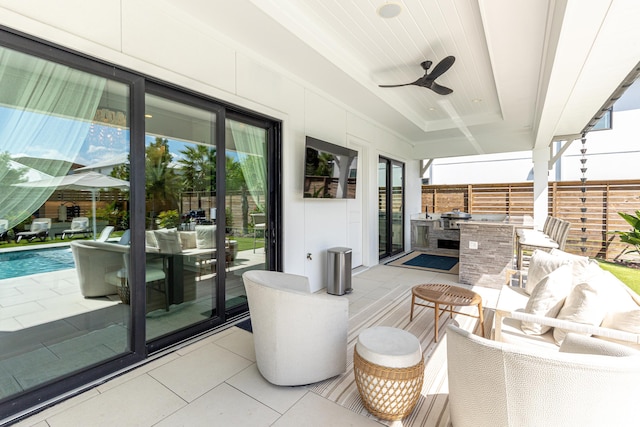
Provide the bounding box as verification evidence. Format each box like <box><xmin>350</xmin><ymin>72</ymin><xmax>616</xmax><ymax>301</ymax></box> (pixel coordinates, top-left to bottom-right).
<box><xmin>354</xmin><ymin>326</ymin><xmax>424</xmax><ymax>420</ymax></box>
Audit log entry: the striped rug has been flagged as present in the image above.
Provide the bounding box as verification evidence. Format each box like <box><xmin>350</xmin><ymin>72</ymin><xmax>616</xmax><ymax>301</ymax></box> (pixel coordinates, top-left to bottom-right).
<box><xmin>309</xmin><ymin>284</ymin><xmax>493</xmax><ymax>426</ymax></box>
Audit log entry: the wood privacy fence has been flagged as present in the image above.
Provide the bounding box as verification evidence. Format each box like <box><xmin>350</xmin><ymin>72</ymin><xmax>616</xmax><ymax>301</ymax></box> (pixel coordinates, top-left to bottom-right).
<box><xmin>422</xmin><ymin>180</ymin><xmax>640</xmax><ymax>261</ymax></box>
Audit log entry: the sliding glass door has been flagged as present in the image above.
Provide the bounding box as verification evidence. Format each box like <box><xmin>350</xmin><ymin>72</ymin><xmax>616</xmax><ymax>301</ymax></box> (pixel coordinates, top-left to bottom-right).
<box><xmin>224</xmin><ymin>118</ymin><xmax>269</xmax><ymax>311</ymax></box>
<box><xmin>143</xmin><ymin>91</ymin><xmax>221</xmax><ymax>341</ymax></box>
<box><xmin>0</xmin><ymin>28</ymin><xmax>281</xmax><ymax>419</ymax></box>
<box><xmin>0</xmin><ymin>41</ymin><xmax>134</xmax><ymax>413</ymax></box>
<box><xmin>378</xmin><ymin>157</ymin><xmax>404</xmax><ymax>259</ymax></box>
<box><xmin>141</xmin><ymin>90</ymin><xmax>275</xmax><ymax>344</ymax></box>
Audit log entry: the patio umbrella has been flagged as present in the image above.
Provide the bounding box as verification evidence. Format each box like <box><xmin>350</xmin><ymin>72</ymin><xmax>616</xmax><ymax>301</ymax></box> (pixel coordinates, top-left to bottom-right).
<box><xmin>15</xmin><ymin>171</ymin><xmax>129</xmax><ymax>239</ymax></box>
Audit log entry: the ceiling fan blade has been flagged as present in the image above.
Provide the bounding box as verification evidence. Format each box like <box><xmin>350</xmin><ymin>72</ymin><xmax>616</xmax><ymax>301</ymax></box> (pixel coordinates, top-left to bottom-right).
<box><xmin>378</xmin><ymin>83</ymin><xmax>414</xmax><ymax>88</ymax></box>
<box><xmin>427</xmin><ymin>56</ymin><xmax>455</xmax><ymax>80</ymax></box>
<box><xmin>430</xmin><ymin>82</ymin><xmax>453</xmax><ymax>95</ymax></box>
<box><xmin>379</xmin><ymin>77</ymin><xmax>421</xmax><ymax>88</ymax></box>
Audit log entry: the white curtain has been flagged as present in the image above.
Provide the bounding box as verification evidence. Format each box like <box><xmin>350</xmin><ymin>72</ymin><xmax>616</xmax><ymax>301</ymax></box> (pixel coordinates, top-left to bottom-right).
<box><xmin>229</xmin><ymin>120</ymin><xmax>267</xmax><ymax>212</ymax></box>
<box><xmin>0</xmin><ymin>46</ymin><xmax>106</xmax><ymax>227</ymax></box>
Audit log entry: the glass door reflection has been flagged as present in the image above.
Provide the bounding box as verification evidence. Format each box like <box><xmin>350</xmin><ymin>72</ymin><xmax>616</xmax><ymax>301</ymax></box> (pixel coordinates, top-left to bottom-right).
<box><xmin>224</xmin><ymin>118</ymin><xmax>268</xmax><ymax>313</ymax></box>
<box><xmin>144</xmin><ymin>92</ymin><xmax>220</xmax><ymax>340</ymax></box>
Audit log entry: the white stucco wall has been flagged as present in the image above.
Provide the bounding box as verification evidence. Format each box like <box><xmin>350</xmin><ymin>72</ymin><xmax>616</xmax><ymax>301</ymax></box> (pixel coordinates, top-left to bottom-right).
<box><xmin>0</xmin><ymin>0</ymin><xmax>417</xmax><ymax>291</ymax></box>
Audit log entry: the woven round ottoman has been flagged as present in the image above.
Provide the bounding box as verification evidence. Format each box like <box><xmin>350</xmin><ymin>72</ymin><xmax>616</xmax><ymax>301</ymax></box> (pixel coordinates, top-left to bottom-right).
<box><xmin>354</xmin><ymin>326</ymin><xmax>424</xmax><ymax>420</ymax></box>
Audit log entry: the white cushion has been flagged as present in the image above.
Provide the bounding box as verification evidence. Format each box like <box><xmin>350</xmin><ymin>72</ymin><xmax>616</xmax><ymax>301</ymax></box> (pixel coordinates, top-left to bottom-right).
<box><xmin>71</xmin><ymin>218</ymin><xmax>89</xmax><ymax>230</ymax></box>
<box><xmin>356</xmin><ymin>326</ymin><xmax>422</xmax><ymax>368</ymax></box>
<box><xmin>559</xmin><ymin>333</ymin><xmax>639</xmax><ymax>356</ymax></box>
<box><xmin>195</xmin><ymin>225</ymin><xmax>216</xmax><ymax>249</ymax></box>
<box><xmin>525</xmin><ymin>250</ymin><xmax>571</xmax><ymax>295</ymax></box>
<box><xmin>30</xmin><ymin>221</ymin><xmax>47</xmax><ymax>232</ymax></box>
<box><xmin>549</xmin><ymin>249</ymin><xmax>602</xmax><ymax>286</ymax></box>
<box><xmin>587</xmin><ymin>270</ymin><xmax>638</xmax><ymax>313</ymax></box>
<box><xmin>154</xmin><ymin>228</ymin><xmax>182</xmax><ymax>254</ymax></box>
<box><xmin>553</xmin><ymin>283</ymin><xmax>607</xmax><ymax>345</ymax></box>
<box><xmin>179</xmin><ymin>231</ymin><xmax>197</xmax><ymax>249</ymax></box>
<box><xmin>601</xmin><ymin>310</ymin><xmax>640</xmax><ymax>334</ymax></box>
<box><xmin>519</xmin><ymin>234</ymin><xmax>558</xmax><ymax>248</ymax></box>
<box><xmin>521</xmin><ymin>264</ymin><xmax>573</xmax><ymax>335</ymax></box>
<box><xmin>146</xmin><ymin>230</ymin><xmax>158</xmax><ymax>248</ymax></box>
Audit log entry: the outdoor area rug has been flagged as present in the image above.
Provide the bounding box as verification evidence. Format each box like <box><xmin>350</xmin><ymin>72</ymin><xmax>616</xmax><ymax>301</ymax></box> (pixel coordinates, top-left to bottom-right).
<box><xmin>235</xmin><ymin>317</ymin><xmax>252</xmax><ymax>333</ymax></box>
<box><xmin>308</xmin><ymin>284</ymin><xmax>492</xmax><ymax>427</ymax></box>
<box><xmin>386</xmin><ymin>251</ymin><xmax>460</xmax><ymax>274</ymax></box>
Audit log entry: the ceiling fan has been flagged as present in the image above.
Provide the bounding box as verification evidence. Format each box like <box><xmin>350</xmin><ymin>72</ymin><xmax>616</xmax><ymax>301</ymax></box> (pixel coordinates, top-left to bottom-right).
<box><xmin>379</xmin><ymin>56</ymin><xmax>455</xmax><ymax>95</ymax></box>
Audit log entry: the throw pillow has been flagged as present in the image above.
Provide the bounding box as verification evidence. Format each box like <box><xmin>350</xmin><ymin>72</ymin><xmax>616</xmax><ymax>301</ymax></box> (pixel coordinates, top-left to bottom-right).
<box><xmin>559</xmin><ymin>333</ymin><xmax>639</xmax><ymax>356</ymax></box>
<box><xmin>553</xmin><ymin>283</ymin><xmax>607</xmax><ymax>345</ymax></box>
<box><xmin>154</xmin><ymin>228</ymin><xmax>182</xmax><ymax>254</ymax></box>
<box><xmin>195</xmin><ymin>225</ymin><xmax>216</xmax><ymax>249</ymax></box>
<box><xmin>179</xmin><ymin>231</ymin><xmax>197</xmax><ymax>250</ymax></box>
<box><xmin>549</xmin><ymin>249</ymin><xmax>601</xmax><ymax>286</ymax></box>
<box><xmin>525</xmin><ymin>249</ymin><xmax>571</xmax><ymax>295</ymax></box>
<box><xmin>146</xmin><ymin>230</ymin><xmax>158</xmax><ymax>248</ymax></box>
<box><xmin>521</xmin><ymin>264</ymin><xmax>573</xmax><ymax>335</ymax></box>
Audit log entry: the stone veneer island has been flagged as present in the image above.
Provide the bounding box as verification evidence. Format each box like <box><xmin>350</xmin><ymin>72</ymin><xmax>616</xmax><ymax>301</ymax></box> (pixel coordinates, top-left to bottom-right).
<box><xmin>458</xmin><ymin>215</ymin><xmax>533</xmax><ymax>289</ymax></box>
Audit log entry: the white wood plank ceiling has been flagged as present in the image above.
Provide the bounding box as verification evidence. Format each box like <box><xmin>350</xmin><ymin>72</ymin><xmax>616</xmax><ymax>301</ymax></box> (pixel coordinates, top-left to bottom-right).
<box><xmin>174</xmin><ymin>0</ymin><xmax>640</xmax><ymax>159</ymax></box>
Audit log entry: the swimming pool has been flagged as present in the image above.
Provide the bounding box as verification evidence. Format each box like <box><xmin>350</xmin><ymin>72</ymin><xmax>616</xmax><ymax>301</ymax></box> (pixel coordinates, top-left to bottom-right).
<box><xmin>0</xmin><ymin>247</ymin><xmax>75</xmax><ymax>280</ymax></box>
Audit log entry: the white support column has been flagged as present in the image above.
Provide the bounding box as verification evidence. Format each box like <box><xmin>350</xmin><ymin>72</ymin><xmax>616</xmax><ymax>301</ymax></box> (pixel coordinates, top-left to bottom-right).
<box><xmin>532</xmin><ymin>147</ymin><xmax>550</xmax><ymax>230</ymax></box>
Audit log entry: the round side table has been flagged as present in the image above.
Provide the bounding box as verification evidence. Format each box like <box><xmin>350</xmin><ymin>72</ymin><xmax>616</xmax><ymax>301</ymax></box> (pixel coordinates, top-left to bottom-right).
<box><xmin>410</xmin><ymin>283</ymin><xmax>484</xmax><ymax>342</ymax></box>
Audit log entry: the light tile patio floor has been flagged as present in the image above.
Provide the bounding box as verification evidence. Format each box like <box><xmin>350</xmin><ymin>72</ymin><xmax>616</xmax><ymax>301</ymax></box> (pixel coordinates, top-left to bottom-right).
<box><xmin>10</xmin><ymin>263</ymin><xmax>500</xmax><ymax>427</ymax></box>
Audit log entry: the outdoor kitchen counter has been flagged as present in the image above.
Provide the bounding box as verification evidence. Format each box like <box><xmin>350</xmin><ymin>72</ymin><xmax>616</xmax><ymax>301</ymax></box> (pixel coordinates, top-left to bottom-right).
<box><xmin>458</xmin><ymin>216</ymin><xmax>533</xmax><ymax>289</ymax></box>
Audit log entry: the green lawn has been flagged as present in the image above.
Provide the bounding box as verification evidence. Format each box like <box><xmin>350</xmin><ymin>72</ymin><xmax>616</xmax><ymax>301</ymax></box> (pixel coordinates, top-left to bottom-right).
<box><xmin>597</xmin><ymin>260</ymin><xmax>640</xmax><ymax>295</ymax></box>
<box><xmin>233</xmin><ymin>236</ymin><xmax>263</xmax><ymax>252</ymax></box>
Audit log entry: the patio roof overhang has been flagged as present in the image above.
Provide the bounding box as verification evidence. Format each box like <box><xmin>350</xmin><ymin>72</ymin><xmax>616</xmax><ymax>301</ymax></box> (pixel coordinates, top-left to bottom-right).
<box><xmin>168</xmin><ymin>0</ymin><xmax>640</xmax><ymax>160</ymax></box>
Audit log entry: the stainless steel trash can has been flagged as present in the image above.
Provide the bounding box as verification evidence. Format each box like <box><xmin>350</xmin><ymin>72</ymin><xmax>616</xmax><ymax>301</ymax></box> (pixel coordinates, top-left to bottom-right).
<box><xmin>327</xmin><ymin>247</ymin><xmax>352</xmax><ymax>295</ymax></box>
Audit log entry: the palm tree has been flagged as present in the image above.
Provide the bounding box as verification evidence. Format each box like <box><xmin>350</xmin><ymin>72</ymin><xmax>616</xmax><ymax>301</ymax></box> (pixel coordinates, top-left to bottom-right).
<box><xmin>225</xmin><ymin>155</ymin><xmax>248</xmax><ymax>233</ymax></box>
<box><xmin>178</xmin><ymin>145</ymin><xmax>215</xmax><ymax>210</ymax></box>
<box><xmin>146</xmin><ymin>137</ymin><xmax>180</xmax><ymax>227</ymax></box>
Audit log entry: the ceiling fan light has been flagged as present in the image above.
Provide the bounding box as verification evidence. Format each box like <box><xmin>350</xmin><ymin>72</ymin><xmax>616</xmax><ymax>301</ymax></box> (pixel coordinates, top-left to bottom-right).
<box><xmin>377</xmin><ymin>3</ymin><xmax>402</xmax><ymax>19</ymax></box>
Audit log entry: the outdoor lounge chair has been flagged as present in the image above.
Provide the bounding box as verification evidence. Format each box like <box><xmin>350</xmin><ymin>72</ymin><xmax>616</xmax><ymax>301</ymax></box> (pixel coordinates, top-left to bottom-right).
<box><xmin>0</xmin><ymin>219</ymin><xmax>9</xmax><ymax>243</ymax></box>
<box><xmin>96</xmin><ymin>225</ymin><xmax>115</xmax><ymax>242</ymax></box>
<box><xmin>15</xmin><ymin>218</ymin><xmax>51</xmax><ymax>243</ymax></box>
<box><xmin>61</xmin><ymin>217</ymin><xmax>90</xmax><ymax>239</ymax></box>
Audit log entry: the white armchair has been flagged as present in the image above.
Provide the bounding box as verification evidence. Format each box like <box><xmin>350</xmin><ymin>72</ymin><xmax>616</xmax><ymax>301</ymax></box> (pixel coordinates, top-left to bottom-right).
<box><xmin>446</xmin><ymin>325</ymin><xmax>640</xmax><ymax>427</ymax></box>
<box><xmin>242</xmin><ymin>270</ymin><xmax>349</xmax><ymax>386</ymax></box>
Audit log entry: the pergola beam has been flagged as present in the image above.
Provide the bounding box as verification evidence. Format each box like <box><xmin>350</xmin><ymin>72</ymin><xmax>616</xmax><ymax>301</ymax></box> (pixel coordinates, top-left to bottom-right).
<box><xmin>421</xmin><ymin>159</ymin><xmax>433</xmax><ymax>176</ymax></box>
<box><xmin>549</xmin><ymin>134</ymin><xmax>581</xmax><ymax>169</ymax></box>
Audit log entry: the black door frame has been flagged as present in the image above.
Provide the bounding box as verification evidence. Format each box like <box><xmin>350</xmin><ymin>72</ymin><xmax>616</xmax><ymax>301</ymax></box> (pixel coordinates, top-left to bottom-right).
<box><xmin>378</xmin><ymin>156</ymin><xmax>405</xmax><ymax>260</ymax></box>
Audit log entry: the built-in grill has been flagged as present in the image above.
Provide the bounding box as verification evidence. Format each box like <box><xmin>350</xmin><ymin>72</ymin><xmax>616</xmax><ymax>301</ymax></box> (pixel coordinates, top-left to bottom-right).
<box><xmin>440</xmin><ymin>209</ymin><xmax>472</xmax><ymax>230</ymax></box>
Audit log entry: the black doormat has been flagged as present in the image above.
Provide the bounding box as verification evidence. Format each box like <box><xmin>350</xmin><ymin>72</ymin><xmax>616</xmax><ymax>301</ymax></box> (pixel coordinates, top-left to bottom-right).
<box><xmin>386</xmin><ymin>251</ymin><xmax>459</xmax><ymax>273</ymax></box>
<box><xmin>235</xmin><ymin>318</ymin><xmax>252</xmax><ymax>333</ymax></box>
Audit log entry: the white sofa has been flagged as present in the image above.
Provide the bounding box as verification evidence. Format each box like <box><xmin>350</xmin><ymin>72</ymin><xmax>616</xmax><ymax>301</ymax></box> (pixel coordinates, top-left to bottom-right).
<box><xmin>494</xmin><ymin>248</ymin><xmax>640</xmax><ymax>350</ymax></box>
<box><xmin>447</xmin><ymin>324</ymin><xmax>640</xmax><ymax>427</ymax></box>
<box><xmin>242</xmin><ymin>270</ymin><xmax>349</xmax><ymax>386</ymax></box>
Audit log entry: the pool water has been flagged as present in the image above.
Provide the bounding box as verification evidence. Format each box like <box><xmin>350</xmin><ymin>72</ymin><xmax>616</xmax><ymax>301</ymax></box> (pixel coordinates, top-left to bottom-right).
<box><xmin>0</xmin><ymin>247</ymin><xmax>75</xmax><ymax>280</ymax></box>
